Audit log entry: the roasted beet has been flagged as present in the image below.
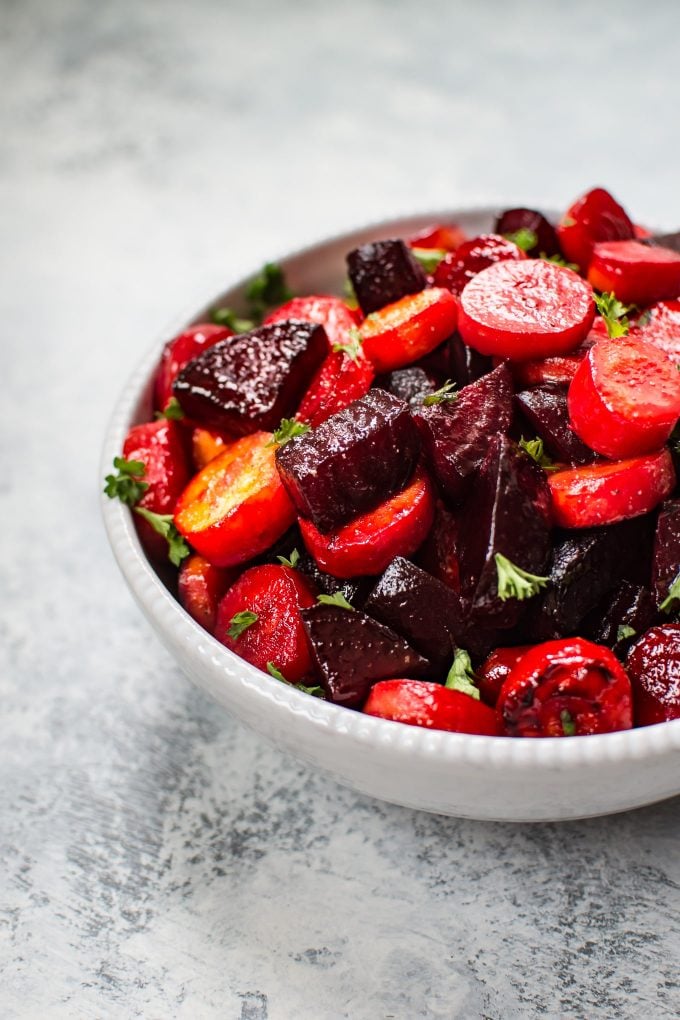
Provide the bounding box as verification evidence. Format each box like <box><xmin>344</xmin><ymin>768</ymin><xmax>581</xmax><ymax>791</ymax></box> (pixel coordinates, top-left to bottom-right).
<box><xmin>415</xmin><ymin>499</ymin><xmax>461</xmax><ymax>591</ymax></box>
<box><xmin>457</xmin><ymin>435</ymin><xmax>553</xmax><ymax>628</ymax></box>
<box><xmin>515</xmin><ymin>384</ymin><xmax>593</xmax><ymax>465</ymax></box>
<box><xmin>300</xmin><ymin>604</ymin><xmax>430</xmax><ymax>707</ymax></box>
<box><xmin>583</xmin><ymin>582</ymin><xmax>657</xmax><ymax>658</ymax></box>
<box><xmin>173</xmin><ymin>320</ymin><xmax>327</xmax><ymax>435</ymax></box>
<box><xmin>449</xmin><ymin>334</ymin><xmax>493</xmax><ymax>388</ymax></box>
<box><xmin>525</xmin><ymin>516</ymin><xmax>655</xmax><ymax>640</ymax></box>
<box><xmin>296</xmin><ymin>550</ymin><xmax>374</xmax><ymax>609</ymax></box>
<box><xmin>627</xmin><ymin>624</ymin><xmax>680</xmax><ymax>724</ymax></box>
<box><xmin>652</xmin><ymin>501</ymin><xmax>680</xmax><ymax>608</ymax></box>
<box><xmin>346</xmin><ymin>239</ymin><xmax>427</xmax><ymax>315</ymax></box>
<box><xmin>643</xmin><ymin>231</ymin><xmax>680</xmax><ymax>254</ymax></box>
<box><xmin>375</xmin><ymin>366</ymin><xmax>439</xmax><ymax>408</ymax></box>
<box><xmin>275</xmin><ymin>388</ymin><xmax>419</xmax><ymax>533</ymax></box>
<box><xmin>493</xmin><ymin>207</ymin><xmax>560</xmax><ymax>257</ymax></box>
<box><xmin>415</xmin><ymin>364</ymin><xmax>514</xmax><ymax>504</ymax></box>
<box><xmin>364</xmin><ymin>557</ymin><xmax>465</xmax><ymax>676</ymax></box>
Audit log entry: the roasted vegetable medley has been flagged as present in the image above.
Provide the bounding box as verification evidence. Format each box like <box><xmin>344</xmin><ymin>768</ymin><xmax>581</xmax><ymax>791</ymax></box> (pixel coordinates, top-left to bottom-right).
<box><xmin>105</xmin><ymin>188</ymin><xmax>680</xmax><ymax>737</ymax></box>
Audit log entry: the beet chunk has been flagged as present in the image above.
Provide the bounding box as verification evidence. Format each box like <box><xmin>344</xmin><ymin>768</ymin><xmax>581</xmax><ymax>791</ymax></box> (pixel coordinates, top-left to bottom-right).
<box><xmin>275</xmin><ymin>389</ymin><xmax>419</xmax><ymax>533</ymax></box>
<box><xmin>376</xmin><ymin>367</ymin><xmax>438</xmax><ymax>408</ymax></box>
<box><xmin>364</xmin><ymin>557</ymin><xmax>465</xmax><ymax>676</ymax></box>
<box><xmin>347</xmin><ymin>239</ymin><xmax>427</xmax><ymax>315</ymax></box>
<box><xmin>415</xmin><ymin>364</ymin><xmax>514</xmax><ymax>504</ymax></box>
<box><xmin>301</xmin><ymin>604</ymin><xmax>430</xmax><ymax>707</ymax></box>
<box><xmin>457</xmin><ymin>434</ymin><xmax>553</xmax><ymax>628</ymax></box>
<box><xmin>493</xmin><ymin>207</ymin><xmax>561</xmax><ymax>257</ymax></box>
<box><xmin>449</xmin><ymin>334</ymin><xmax>493</xmax><ymax>388</ymax></box>
<box><xmin>515</xmin><ymin>384</ymin><xmax>593</xmax><ymax>465</ymax></box>
<box><xmin>644</xmin><ymin>231</ymin><xmax>680</xmax><ymax>255</ymax></box>
<box><xmin>652</xmin><ymin>500</ymin><xmax>680</xmax><ymax>608</ymax></box>
<box><xmin>174</xmin><ymin>320</ymin><xmax>326</xmax><ymax>435</ymax></box>
<box><xmin>583</xmin><ymin>582</ymin><xmax>657</xmax><ymax>658</ymax></box>
<box><xmin>525</xmin><ymin>515</ymin><xmax>655</xmax><ymax>640</ymax></box>
<box><xmin>296</xmin><ymin>550</ymin><xmax>375</xmax><ymax>609</ymax></box>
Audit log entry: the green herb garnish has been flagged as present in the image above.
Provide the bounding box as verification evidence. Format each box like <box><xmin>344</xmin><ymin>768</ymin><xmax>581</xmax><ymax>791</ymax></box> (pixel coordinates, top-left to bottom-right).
<box><xmin>332</xmin><ymin>326</ymin><xmax>364</xmax><ymax>363</ymax></box>
<box><xmin>317</xmin><ymin>592</ymin><xmax>355</xmax><ymax>611</ymax></box>
<box><xmin>560</xmin><ymin>709</ymin><xmax>576</xmax><ymax>736</ymax></box>
<box><xmin>444</xmin><ymin>648</ymin><xmax>480</xmax><ymax>700</ymax></box>
<box><xmin>594</xmin><ymin>291</ymin><xmax>635</xmax><ymax>339</ymax></box>
<box><xmin>519</xmin><ymin>436</ymin><xmax>559</xmax><ymax>472</ymax></box>
<box><xmin>210</xmin><ymin>307</ymin><xmax>256</xmax><ymax>333</ymax></box>
<box><xmin>504</xmin><ymin>228</ymin><xmax>538</xmax><ymax>252</ymax></box>
<box><xmin>411</xmin><ymin>247</ymin><xmax>448</xmax><ymax>273</ymax></box>
<box><xmin>134</xmin><ymin>508</ymin><xmax>190</xmax><ymax>566</ymax></box>
<box><xmin>540</xmin><ymin>252</ymin><xmax>579</xmax><ymax>272</ymax></box>
<box><xmin>495</xmin><ymin>552</ymin><xmax>550</xmax><ymax>601</ymax></box>
<box><xmin>227</xmin><ymin>610</ymin><xmax>259</xmax><ymax>640</ymax></box>
<box><xmin>155</xmin><ymin>396</ymin><xmax>185</xmax><ymax>421</ymax></box>
<box><xmin>659</xmin><ymin>571</ymin><xmax>680</xmax><ymax>615</ymax></box>
<box><xmin>268</xmin><ymin>418</ymin><xmax>311</xmax><ymax>447</ymax></box>
<box><xmin>616</xmin><ymin>624</ymin><xmax>637</xmax><ymax>642</ymax></box>
<box><xmin>277</xmin><ymin>549</ymin><xmax>301</xmax><ymax>569</ymax></box>
<box><xmin>103</xmin><ymin>457</ymin><xmax>149</xmax><ymax>506</ymax></box>
<box><xmin>422</xmin><ymin>380</ymin><xmax>458</xmax><ymax>407</ymax></box>
<box><xmin>266</xmin><ymin>661</ymin><xmax>287</xmax><ymax>683</ymax></box>
<box><xmin>246</xmin><ymin>262</ymin><xmax>293</xmax><ymax>321</ymax></box>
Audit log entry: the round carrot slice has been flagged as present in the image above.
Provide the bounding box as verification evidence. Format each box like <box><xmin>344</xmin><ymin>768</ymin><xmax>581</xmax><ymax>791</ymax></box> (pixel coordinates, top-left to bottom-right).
<box><xmin>299</xmin><ymin>467</ymin><xmax>435</xmax><ymax>578</ymax></box>
<box><xmin>174</xmin><ymin>432</ymin><xmax>296</xmax><ymax>566</ymax></box>
<box><xmin>363</xmin><ymin>680</ymin><xmax>499</xmax><ymax>736</ymax></box>
<box><xmin>458</xmin><ymin>259</ymin><xmax>595</xmax><ymax>359</ymax></box>
<box><xmin>360</xmin><ymin>288</ymin><xmax>458</xmax><ymax>372</ymax></box>
<box><xmin>635</xmin><ymin>299</ymin><xmax>680</xmax><ymax>364</ymax></box>
<box><xmin>556</xmin><ymin>187</ymin><xmax>634</xmax><ymax>271</ymax></box>
<box><xmin>568</xmin><ymin>336</ymin><xmax>680</xmax><ymax>458</ymax></box>
<box><xmin>588</xmin><ymin>239</ymin><xmax>680</xmax><ymax>306</ymax></box>
<box><xmin>548</xmin><ymin>449</ymin><xmax>676</xmax><ymax>529</ymax></box>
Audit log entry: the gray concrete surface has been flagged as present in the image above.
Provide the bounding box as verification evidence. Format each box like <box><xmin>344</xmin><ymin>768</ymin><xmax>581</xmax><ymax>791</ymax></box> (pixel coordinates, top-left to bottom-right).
<box><xmin>2</xmin><ymin>1</ymin><xmax>680</xmax><ymax>1016</ymax></box>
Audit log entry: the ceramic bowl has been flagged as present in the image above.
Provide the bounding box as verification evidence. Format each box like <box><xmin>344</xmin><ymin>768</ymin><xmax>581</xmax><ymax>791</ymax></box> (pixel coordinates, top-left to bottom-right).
<box><xmin>101</xmin><ymin>208</ymin><xmax>680</xmax><ymax>821</ymax></box>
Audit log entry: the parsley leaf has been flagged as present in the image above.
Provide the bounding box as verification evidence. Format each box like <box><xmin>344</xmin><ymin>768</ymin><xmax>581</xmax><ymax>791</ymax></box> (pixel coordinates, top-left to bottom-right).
<box><xmin>103</xmin><ymin>457</ymin><xmax>149</xmax><ymax>506</ymax></box>
<box><xmin>210</xmin><ymin>307</ymin><xmax>256</xmax><ymax>333</ymax></box>
<box><xmin>519</xmin><ymin>436</ymin><xmax>559</xmax><ymax>472</ymax></box>
<box><xmin>227</xmin><ymin>610</ymin><xmax>259</xmax><ymax>640</ymax></box>
<box><xmin>246</xmin><ymin>263</ymin><xmax>293</xmax><ymax>321</ymax></box>
<box><xmin>268</xmin><ymin>418</ymin><xmax>311</xmax><ymax>447</ymax></box>
<box><xmin>659</xmin><ymin>571</ymin><xmax>680</xmax><ymax>615</ymax></box>
<box><xmin>540</xmin><ymin>252</ymin><xmax>579</xmax><ymax>272</ymax></box>
<box><xmin>411</xmin><ymin>247</ymin><xmax>448</xmax><ymax>273</ymax></box>
<box><xmin>444</xmin><ymin>648</ymin><xmax>480</xmax><ymax>700</ymax></box>
<box><xmin>617</xmin><ymin>624</ymin><xmax>637</xmax><ymax>642</ymax></box>
<box><xmin>266</xmin><ymin>661</ymin><xmax>287</xmax><ymax>683</ymax></box>
<box><xmin>495</xmin><ymin>552</ymin><xmax>550</xmax><ymax>601</ymax></box>
<box><xmin>134</xmin><ymin>508</ymin><xmax>190</xmax><ymax>567</ymax></box>
<box><xmin>317</xmin><ymin>591</ymin><xmax>355</xmax><ymax>611</ymax></box>
<box><xmin>277</xmin><ymin>548</ymin><xmax>301</xmax><ymax>569</ymax></box>
<box><xmin>332</xmin><ymin>326</ymin><xmax>364</xmax><ymax>363</ymax></box>
<box><xmin>560</xmin><ymin>709</ymin><xmax>576</xmax><ymax>736</ymax></box>
<box><xmin>504</xmin><ymin>228</ymin><xmax>538</xmax><ymax>252</ymax></box>
<box><xmin>594</xmin><ymin>291</ymin><xmax>635</xmax><ymax>339</ymax></box>
<box><xmin>422</xmin><ymin>380</ymin><xmax>458</xmax><ymax>407</ymax></box>
<box><xmin>155</xmin><ymin>396</ymin><xmax>185</xmax><ymax>421</ymax></box>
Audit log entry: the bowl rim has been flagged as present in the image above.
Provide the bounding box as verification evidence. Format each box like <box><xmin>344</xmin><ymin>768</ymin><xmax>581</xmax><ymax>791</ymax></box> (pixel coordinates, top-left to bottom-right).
<box><xmin>100</xmin><ymin>205</ymin><xmax>680</xmax><ymax>773</ymax></box>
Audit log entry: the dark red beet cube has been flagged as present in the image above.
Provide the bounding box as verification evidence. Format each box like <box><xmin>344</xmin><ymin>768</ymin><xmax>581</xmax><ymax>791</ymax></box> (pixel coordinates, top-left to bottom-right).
<box><xmin>457</xmin><ymin>434</ymin><xmax>553</xmax><ymax>628</ymax></box>
<box><xmin>415</xmin><ymin>364</ymin><xmax>514</xmax><ymax>504</ymax></box>
<box><xmin>515</xmin><ymin>384</ymin><xmax>593</xmax><ymax>465</ymax></box>
<box><xmin>364</xmin><ymin>557</ymin><xmax>465</xmax><ymax>676</ymax></box>
<box><xmin>627</xmin><ymin>624</ymin><xmax>680</xmax><ymax>724</ymax></box>
<box><xmin>375</xmin><ymin>367</ymin><xmax>439</xmax><ymax>408</ymax></box>
<box><xmin>526</xmin><ymin>516</ymin><xmax>655</xmax><ymax>640</ymax></box>
<box><xmin>493</xmin><ymin>207</ymin><xmax>560</xmax><ymax>257</ymax></box>
<box><xmin>347</xmin><ymin>239</ymin><xmax>427</xmax><ymax>315</ymax></box>
<box><xmin>652</xmin><ymin>500</ymin><xmax>680</xmax><ymax>607</ymax></box>
<box><xmin>301</xmin><ymin>604</ymin><xmax>430</xmax><ymax>707</ymax></box>
<box><xmin>449</xmin><ymin>334</ymin><xmax>493</xmax><ymax>388</ymax></box>
<box><xmin>173</xmin><ymin>320</ymin><xmax>327</xmax><ymax>435</ymax></box>
<box><xmin>275</xmin><ymin>389</ymin><xmax>420</xmax><ymax>533</ymax></box>
<box><xmin>583</xmin><ymin>582</ymin><xmax>657</xmax><ymax>658</ymax></box>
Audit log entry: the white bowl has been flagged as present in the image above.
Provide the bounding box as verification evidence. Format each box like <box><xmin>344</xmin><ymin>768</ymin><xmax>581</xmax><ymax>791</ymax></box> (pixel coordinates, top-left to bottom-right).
<box><xmin>101</xmin><ymin>208</ymin><xmax>680</xmax><ymax>821</ymax></box>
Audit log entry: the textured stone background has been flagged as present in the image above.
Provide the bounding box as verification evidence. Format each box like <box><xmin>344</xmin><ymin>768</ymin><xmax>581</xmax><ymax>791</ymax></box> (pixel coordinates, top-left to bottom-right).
<box><xmin>2</xmin><ymin>1</ymin><xmax>680</xmax><ymax>1017</ymax></box>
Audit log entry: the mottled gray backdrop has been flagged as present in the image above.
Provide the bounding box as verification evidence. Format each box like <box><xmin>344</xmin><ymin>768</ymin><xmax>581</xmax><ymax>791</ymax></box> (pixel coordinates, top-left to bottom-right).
<box><xmin>2</xmin><ymin>1</ymin><xmax>680</xmax><ymax>1017</ymax></box>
